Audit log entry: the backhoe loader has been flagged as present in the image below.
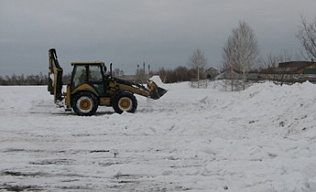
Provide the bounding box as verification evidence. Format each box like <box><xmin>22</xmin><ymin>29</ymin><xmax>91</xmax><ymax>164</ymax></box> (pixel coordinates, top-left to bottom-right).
<box><xmin>48</xmin><ymin>48</ymin><xmax>167</xmax><ymax>116</ymax></box>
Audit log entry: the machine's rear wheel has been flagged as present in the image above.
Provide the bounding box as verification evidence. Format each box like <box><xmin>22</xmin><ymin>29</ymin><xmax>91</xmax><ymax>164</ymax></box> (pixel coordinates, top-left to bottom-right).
<box><xmin>72</xmin><ymin>92</ymin><xmax>98</xmax><ymax>116</ymax></box>
<box><xmin>113</xmin><ymin>92</ymin><xmax>137</xmax><ymax>114</ymax></box>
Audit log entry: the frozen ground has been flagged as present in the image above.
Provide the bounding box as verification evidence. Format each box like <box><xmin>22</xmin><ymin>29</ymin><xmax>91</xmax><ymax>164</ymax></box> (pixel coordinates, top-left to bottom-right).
<box><xmin>1</xmin><ymin>80</ymin><xmax>316</xmax><ymax>192</ymax></box>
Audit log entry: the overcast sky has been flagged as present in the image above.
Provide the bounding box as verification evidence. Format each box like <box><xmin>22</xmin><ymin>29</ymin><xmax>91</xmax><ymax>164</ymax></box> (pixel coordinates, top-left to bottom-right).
<box><xmin>1</xmin><ymin>0</ymin><xmax>315</xmax><ymax>76</ymax></box>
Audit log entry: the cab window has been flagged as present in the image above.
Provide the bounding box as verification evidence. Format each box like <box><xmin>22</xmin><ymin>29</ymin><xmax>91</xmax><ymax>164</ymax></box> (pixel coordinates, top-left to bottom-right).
<box><xmin>89</xmin><ymin>65</ymin><xmax>103</xmax><ymax>82</ymax></box>
<box><xmin>73</xmin><ymin>65</ymin><xmax>87</xmax><ymax>87</ymax></box>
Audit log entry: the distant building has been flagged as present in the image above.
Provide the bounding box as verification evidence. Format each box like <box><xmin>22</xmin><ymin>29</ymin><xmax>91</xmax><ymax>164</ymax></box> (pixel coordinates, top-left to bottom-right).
<box><xmin>217</xmin><ymin>61</ymin><xmax>316</xmax><ymax>83</ymax></box>
<box><xmin>205</xmin><ymin>67</ymin><xmax>220</xmax><ymax>79</ymax></box>
<box><xmin>278</xmin><ymin>61</ymin><xmax>316</xmax><ymax>74</ymax></box>
<box><xmin>258</xmin><ymin>61</ymin><xmax>316</xmax><ymax>83</ymax></box>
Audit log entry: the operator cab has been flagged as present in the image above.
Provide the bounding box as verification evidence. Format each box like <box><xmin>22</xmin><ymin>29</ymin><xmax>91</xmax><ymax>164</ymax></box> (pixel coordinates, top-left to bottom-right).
<box><xmin>71</xmin><ymin>62</ymin><xmax>107</xmax><ymax>96</ymax></box>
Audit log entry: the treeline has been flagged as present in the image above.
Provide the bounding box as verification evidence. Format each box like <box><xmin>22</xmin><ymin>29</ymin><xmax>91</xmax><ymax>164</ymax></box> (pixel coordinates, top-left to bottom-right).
<box><xmin>0</xmin><ymin>66</ymin><xmax>200</xmax><ymax>85</ymax></box>
<box><xmin>0</xmin><ymin>73</ymin><xmax>73</xmax><ymax>86</ymax></box>
<box><xmin>157</xmin><ymin>66</ymin><xmax>195</xmax><ymax>83</ymax></box>
<box><xmin>0</xmin><ymin>73</ymin><xmax>48</xmax><ymax>85</ymax></box>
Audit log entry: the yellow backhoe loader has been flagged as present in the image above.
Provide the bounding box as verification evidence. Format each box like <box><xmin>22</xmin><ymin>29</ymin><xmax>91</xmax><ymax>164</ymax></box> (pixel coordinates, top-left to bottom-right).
<box><xmin>48</xmin><ymin>48</ymin><xmax>167</xmax><ymax>116</ymax></box>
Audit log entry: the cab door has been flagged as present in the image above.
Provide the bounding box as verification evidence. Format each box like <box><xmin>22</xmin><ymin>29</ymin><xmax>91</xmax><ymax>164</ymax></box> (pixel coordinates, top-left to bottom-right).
<box><xmin>72</xmin><ymin>65</ymin><xmax>87</xmax><ymax>89</ymax></box>
<box><xmin>88</xmin><ymin>65</ymin><xmax>106</xmax><ymax>96</ymax></box>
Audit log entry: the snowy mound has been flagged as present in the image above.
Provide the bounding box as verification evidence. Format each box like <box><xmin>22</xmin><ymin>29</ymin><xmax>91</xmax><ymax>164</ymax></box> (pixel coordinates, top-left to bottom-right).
<box><xmin>1</xmin><ymin>81</ymin><xmax>316</xmax><ymax>191</ymax></box>
<box><xmin>150</xmin><ymin>75</ymin><xmax>165</xmax><ymax>87</ymax></box>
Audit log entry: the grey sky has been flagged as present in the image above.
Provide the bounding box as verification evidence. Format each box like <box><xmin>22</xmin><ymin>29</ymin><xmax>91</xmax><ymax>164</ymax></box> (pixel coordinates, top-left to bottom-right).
<box><xmin>0</xmin><ymin>0</ymin><xmax>315</xmax><ymax>76</ymax></box>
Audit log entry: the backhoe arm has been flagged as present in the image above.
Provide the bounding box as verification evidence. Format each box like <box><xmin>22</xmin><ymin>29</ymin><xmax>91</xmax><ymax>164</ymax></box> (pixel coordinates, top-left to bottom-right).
<box><xmin>48</xmin><ymin>48</ymin><xmax>63</xmax><ymax>103</ymax></box>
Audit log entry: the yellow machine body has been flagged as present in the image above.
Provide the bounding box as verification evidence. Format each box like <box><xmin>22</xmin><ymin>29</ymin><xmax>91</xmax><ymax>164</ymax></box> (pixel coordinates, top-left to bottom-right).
<box><xmin>48</xmin><ymin>48</ymin><xmax>167</xmax><ymax>115</ymax></box>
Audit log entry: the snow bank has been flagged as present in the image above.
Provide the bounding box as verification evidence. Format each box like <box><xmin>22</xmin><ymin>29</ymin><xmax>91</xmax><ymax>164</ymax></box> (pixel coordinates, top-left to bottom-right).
<box><xmin>0</xmin><ymin>81</ymin><xmax>316</xmax><ymax>191</ymax></box>
<box><xmin>150</xmin><ymin>75</ymin><xmax>164</xmax><ymax>87</ymax></box>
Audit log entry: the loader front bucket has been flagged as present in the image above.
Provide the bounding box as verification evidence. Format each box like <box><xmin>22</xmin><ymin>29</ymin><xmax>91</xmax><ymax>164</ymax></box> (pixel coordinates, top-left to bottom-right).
<box><xmin>147</xmin><ymin>81</ymin><xmax>167</xmax><ymax>100</ymax></box>
<box><xmin>150</xmin><ymin>86</ymin><xmax>167</xmax><ymax>99</ymax></box>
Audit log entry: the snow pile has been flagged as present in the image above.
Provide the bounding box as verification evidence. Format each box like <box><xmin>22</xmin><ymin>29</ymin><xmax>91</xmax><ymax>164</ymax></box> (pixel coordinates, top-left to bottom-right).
<box><xmin>0</xmin><ymin>81</ymin><xmax>316</xmax><ymax>191</ymax></box>
<box><xmin>150</xmin><ymin>75</ymin><xmax>165</xmax><ymax>87</ymax></box>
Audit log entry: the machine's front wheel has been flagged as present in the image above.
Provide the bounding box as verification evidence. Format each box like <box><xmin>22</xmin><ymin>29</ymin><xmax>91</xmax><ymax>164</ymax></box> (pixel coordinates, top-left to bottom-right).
<box><xmin>72</xmin><ymin>92</ymin><xmax>98</xmax><ymax>116</ymax></box>
<box><xmin>113</xmin><ymin>92</ymin><xmax>137</xmax><ymax>114</ymax></box>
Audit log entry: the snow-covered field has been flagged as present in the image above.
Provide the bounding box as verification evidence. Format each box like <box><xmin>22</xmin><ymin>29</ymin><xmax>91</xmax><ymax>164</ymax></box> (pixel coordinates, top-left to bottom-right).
<box><xmin>1</xmin><ymin>80</ymin><xmax>316</xmax><ymax>192</ymax></box>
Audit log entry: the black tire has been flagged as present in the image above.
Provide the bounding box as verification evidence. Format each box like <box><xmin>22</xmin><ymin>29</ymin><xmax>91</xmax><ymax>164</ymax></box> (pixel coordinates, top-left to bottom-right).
<box><xmin>72</xmin><ymin>92</ymin><xmax>98</xmax><ymax>116</ymax></box>
<box><xmin>112</xmin><ymin>92</ymin><xmax>137</xmax><ymax>114</ymax></box>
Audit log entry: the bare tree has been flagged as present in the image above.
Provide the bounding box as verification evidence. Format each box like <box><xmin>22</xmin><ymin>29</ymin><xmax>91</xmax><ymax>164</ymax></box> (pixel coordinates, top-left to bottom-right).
<box><xmin>222</xmin><ymin>21</ymin><xmax>259</xmax><ymax>90</ymax></box>
<box><xmin>258</xmin><ymin>51</ymin><xmax>293</xmax><ymax>84</ymax></box>
<box><xmin>296</xmin><ymin>16</ymin><xmax>316</xmax><ymax>60</ymax></box>
<box><xmin>113</xmin><ymin>68</ymin><xmax>124</xmax><ymax>77</ymax></box>
<box><xmin>189</xmin><ymin>49</ymin><xmax>207</xmax><ymax>88</ymax></box>
<box><xmin>174</xmin><ymin>66</ymin><xmax>193</xmax><ymax>82</ymax></box>
<box><xmin>156</xmin><ymin>66</ymin><xmax>194</xmax><ymax>83</ymax></box>
<box><xmin>259</xmin><ymin>53</ymin><xmax>279</xmax><ymax>70</ymax></box>
<box><xmin>259</xmin><ymin>51</ymin><xmax>293</xmax><ymax>69</ymax></box>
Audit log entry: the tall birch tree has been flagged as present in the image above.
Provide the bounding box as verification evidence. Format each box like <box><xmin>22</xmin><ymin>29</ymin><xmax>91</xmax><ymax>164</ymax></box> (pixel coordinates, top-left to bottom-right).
<box><xmin>222</xmin><ymin>21</ymin><xmax>259</xmax><ymax>90</ymax></box>
<box><xmin>189</xmin><ymin>49</ymin><xmax>207</xmax><ymax>88</ymax></box>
